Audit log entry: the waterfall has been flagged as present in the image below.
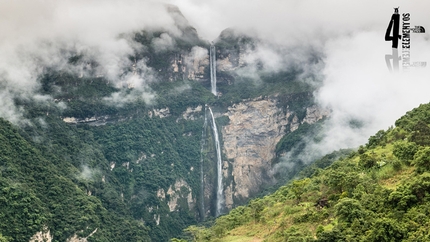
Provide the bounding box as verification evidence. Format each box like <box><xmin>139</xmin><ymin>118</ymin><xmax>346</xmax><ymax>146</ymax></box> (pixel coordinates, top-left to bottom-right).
<box><xmin>209</xmin><ymin>44</ymin><xmax>222</xmax><ymax>215</ymax></box>
<box><xmin>199</xmin><ymin>106</ymin><xmax>208</xmax><ymax>221</ymax></box>
<box><xmin>210</xmin><ymin>44</ymin><xmax>217</xmax><ymax>96</ymax></box>
<box><xmin>208</xmin><ymin>107</ymin><xmax>223</xmax><ymax>216</ymax></box>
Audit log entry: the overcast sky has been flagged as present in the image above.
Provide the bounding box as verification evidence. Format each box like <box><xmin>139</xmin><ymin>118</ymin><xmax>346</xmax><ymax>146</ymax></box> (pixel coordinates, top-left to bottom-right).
<box><xmin>0</xmin><ymin>0</ymin><xmax>429</xmax><ymax>155</ymax></box>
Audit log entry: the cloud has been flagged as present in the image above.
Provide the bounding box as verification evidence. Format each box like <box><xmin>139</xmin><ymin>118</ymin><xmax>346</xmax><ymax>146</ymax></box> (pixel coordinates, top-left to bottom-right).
<box><xmin>78</xmin><ymin>164</ymin><xmax>100</xmax><ymax>181</ymax></box>
<box><xmin>167</xmin><ymin>0</ymin><xmax>430</xmax><ymax>43</ymax></box>
<box><xmin>152</xmin><ymin>33</ymin><xmax>177</xmax><ymax>53</ymax></box>
<box><xmin>275</xmin><ymin>28</ymin><xmax>430</xmax><ymax>166</ymax></box>
<box><xmin>171</xmin><ymin>83</ymin><xmax>192</xmax><ymax>95</ymax></box>
<box><xmin>1</xmin><ymin>0</ymin><xmax>430</xmax><ymax>167</ymax></box>
<box><xmin>0</xmin><ymin>90</ymin><xmax>28</xmax><ymax>126</ymax></box>
<box><xmin>184</xmin><ymin>46</ymin><xmax>209</xmax><ymax>76</ymax></box>
<box><xmin>186</xmin><ymin>46</ymin><xmax>208</xmax><ymax>64</ymax></box>
<box><xmin>103</xmin><ymin>70</ymin><xmax>157</xmax><ymax>107</ymax></box>
<box><xmin>163</xmin><ymin>0</ymin><xmax>430</xmax><ymax>163</ymax></box>
<box><xmin>0</xmin><ymin>0</ymin><xmax>180</xmax><ymax>124</ymax></box>
<box><xmin>312</xmin><ymin>30</ymin><xmax>430</xmax><ymax>153</ymax></box>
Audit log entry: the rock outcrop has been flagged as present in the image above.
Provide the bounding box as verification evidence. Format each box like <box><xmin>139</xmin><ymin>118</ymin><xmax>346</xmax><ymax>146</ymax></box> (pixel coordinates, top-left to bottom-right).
<box><xmin>184</xmin><ymin>47</ymin><xmax>209</xmax><ymax>80</ymax></box>
<box><xmin>221</xmin><ymin>97</ymin><xmax>287</xmax><ymax>208</ymax></box>
<box><xmin>178</xmin><ymin>105</ymin><xmax>203</xmax><ymax>121</ymax></box>
<box><xmin>66</xmin><ymin>228</ymin><xmax>97</xmax><ymax>242</ymax></box>
<box><xmin>62</xmin><ymin>116</ymin><xmax>110</xmax><ymax>126</ymax></box>
<box><xmin>29</xmin><ymin>227</ymin><xmax>98</xmax><ymax>242</ymax></box>
<box><xmin>165</xmin><ymin>47</ymin><xmax>209</xmax><ymax>82</ymax></box>
<box><xmin>302</xmin><ymin>106</ymin><xmax>330</xmax><ymax>125</ymax></box>
<box><xmin>150</xmin><ymin>107</ymin><xmax>171</xmax><ymax>118</ymax></box>
<box><xmin>217</xmin><ymin>50</ymin><xmax>247</xmax><ymax>72</ymax></box>
<box><xmin>221</xmin><ymin>97</ymin><xmax>328</xmax><ymax>208</ymax></box>
<box><xmin>160</xmin><ymin>179</ymin><xmax>194</xmax><ymax>212</ymax></box>
<box><xmin>29</xmin><ymin>227</ymin><xmax>52</xmax><ymax>242</ymax></box>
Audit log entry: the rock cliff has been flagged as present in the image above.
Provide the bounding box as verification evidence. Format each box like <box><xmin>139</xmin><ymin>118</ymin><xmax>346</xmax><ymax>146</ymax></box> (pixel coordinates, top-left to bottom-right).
<box><xmin>221</xmin><ymin>97</ymin><xmax>328</xmax><ymax>208</ymax></box>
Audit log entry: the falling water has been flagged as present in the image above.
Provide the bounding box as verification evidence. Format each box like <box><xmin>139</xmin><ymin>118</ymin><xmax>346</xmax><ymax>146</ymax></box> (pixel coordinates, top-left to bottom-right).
<box><xmin>208</xmin><ymin>107</ymin><xmax>223</xmax><ymax>216</ymax></box>
<box><xmin>199</xmin><ymin>106</ymin><xmax>208</xmax><ymax>221</ymax></box>
<box><xmin>210</xmin><ymin>44</ymin><xmax>217</xmax><ymax>96</ymax></box>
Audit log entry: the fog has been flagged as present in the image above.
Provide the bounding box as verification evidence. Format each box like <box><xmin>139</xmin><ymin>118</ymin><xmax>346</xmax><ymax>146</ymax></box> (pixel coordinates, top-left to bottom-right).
<box><xmin>167</xmin><ymin>0</ymin><xmax>430</xmax><ymax>162</ymax></box>
<box><xmin>0</xmin><ymin>0</ymin><xmax>178</xmax><ymax>123</ymax></box>
<box><xmin>1</xmin><ymin>0</ymin><xmax>429</xmax><ymax>160</ymax></box>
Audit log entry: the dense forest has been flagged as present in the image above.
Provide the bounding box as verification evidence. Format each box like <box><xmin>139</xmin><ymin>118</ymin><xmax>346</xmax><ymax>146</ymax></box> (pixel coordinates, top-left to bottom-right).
<box><xmin>180</xmin><ymin>102</ymin><xmax>430</xmax><ymax>241</ymax></box>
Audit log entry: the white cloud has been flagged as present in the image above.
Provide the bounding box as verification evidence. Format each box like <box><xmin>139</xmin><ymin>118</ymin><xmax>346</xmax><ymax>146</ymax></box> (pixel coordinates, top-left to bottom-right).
<box><xmin>314</xmin><ymin>31</ymin><xmax>430</xmax><ymax>152</ymax></box>
<box><xmin>167</xmin><ymin>0</ymin><xmax>430</xmax><ymax>44</ymax></box>
<box><xmin>152</xmin><ymin>33</ymin><xmax>176</xmax><ymax>53</ymax></box>
<box><xmin>78</xmin><ymin>164</ymin><xmax>100</xmax><ymax>181</ymax></box>
<box><xmin>0</xmin><ymin>0</ymin><xmax>180</xmax><ymax>123</ymax></box>
<box><xmin>1</xmin><ymin>0</ymin><xmax>429</xmax><ymax>164</ymax></box>
<box><xmin>163</xmin><ymin>0</ymin><xmax>430</xmax><ymax>162</ymax></box>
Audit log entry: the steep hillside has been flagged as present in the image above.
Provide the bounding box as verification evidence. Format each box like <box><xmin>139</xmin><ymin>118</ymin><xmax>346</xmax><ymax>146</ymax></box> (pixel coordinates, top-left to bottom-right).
<box><xmin>0</xmin><ymin>118</ymin><xmax>150</xmax><ymax>241</ymax></box>
<box><xmin>183</xmin><ymin>102</ymin><xmax>430</xmax><ymax>242</ymax></box>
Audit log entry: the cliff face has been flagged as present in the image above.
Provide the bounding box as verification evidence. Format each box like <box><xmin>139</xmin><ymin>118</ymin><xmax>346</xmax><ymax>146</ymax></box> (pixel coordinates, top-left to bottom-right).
<box><xmin>160</xmin><ymin>179</ymin><xmax>195</xmax><ymax>213</ymax></box>
<box><xmin>168</xmin><ymin>46</ymin><xmax>209</xmax><ymax>82</ymax></box>
<box><xmin>58</xmin><ymin>42</ymin><xmax>325</xmax><ymax>223</ymax></box>
<box><xmin>54</xmin><ymin>13</ymin><xmax>323</xmax><ymax>235</ymax></box>
<box><xmin>221</xmin><ymin>97</ymin><xmax>286</xmax><ymax>208</ymax></box>
<box><xmin>221</xmin><ymin>98</ymin><xmax>328</xmax><ymax>208</ymax></box>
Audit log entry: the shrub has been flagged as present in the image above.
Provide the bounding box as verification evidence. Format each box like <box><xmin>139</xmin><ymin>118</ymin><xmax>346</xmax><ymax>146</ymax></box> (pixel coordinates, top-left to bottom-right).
<box><xmin>334</xmin><ymin>198</ymin><xmax>365</xmax><ymax>224</ymax></box>
<box><xmin>359</xmin><ymin>153</ymin><xmax>377</xmax><ymax>169</ymax></box>
<box><xmin>412</xmin><ymin>147</ymin><xmax>430</xmax><ymax>173</ymax></box>
<box><xmin>393</xmin><ymin>141</ymin><xmax>418</xmax><ymax>165</ymax></box>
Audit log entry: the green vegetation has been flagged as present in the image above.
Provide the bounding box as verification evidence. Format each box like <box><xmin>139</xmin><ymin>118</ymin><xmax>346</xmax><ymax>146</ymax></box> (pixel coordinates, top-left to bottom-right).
<box><xmin>181</xmin><ymin>102</ymin><xmax>430</xmax><ymax>242</ymax></box>
<box><xmin>0</xmin><ymin>37</ymin><xmax>212</xmax><ymax>240</ymax></box>
<box><xmin>0</xmin><ymin>118</ymin><xmax>151</xmax><ymax>241</ymax></box>
<box><xmin>0</xmin><ymin>23</ymin><xmax>321</xmax><ymax>241</ymax></box>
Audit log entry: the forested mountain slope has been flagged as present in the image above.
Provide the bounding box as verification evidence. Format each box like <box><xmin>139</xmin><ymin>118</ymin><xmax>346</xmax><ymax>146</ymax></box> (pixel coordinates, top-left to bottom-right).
<box><xmin>0</xmin><ymin>117</ymin><xmax>151</xmax><ymax>241</ymax></box>
<box><xmin>0</xmin><ymin>5</ymin><xmax>325</xmax><ymax>242</ymax></box>
<box><xmin>183</xmin><ymin>102</ymin><xmax>430</xmax><ymax>242</ymax></box>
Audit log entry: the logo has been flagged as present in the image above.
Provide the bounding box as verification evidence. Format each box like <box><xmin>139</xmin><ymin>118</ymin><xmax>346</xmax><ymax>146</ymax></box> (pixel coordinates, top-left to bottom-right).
<box><xmin>385</xmin><ymin>7</ymin><xmax>426</xmax><ymax>72</ymax></box>
<box><xmin>385</xmin><ymin>7</ymin><xmax>401</xmax><ymax>49</ymax></box>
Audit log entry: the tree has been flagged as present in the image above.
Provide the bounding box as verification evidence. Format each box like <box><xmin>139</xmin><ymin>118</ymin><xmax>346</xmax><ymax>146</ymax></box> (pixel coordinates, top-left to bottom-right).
<box><xmin>0</xmin><ymin>234</ymin><xmax>10</xmax><ymax>242</ymax></box>
<box><xmin>405</xmin><ymin>225</ymin><xmax>430</xmax><ymax>242</ymax></box>
<box><xmin>248</xmin><ymin>198</ymin><xmax>265</xmax><ymax>222</ymax></box>
<box><xmin>412</xmin><ymin>147</ymin><xmax>430</xmax><ymax>173</ymax></box>
<box><xmin>291</xmin><ymin>178</ymin><xmax>310</xmax><ymax>203</ymax></box>
<box><xmin>367</xmin><ymin>130</ymin><xmax>387</xmax><ymax>148</ymax></box>
<box><xmin>410</xmin><ymin>121</ymin><xmax>430</xmax><ymax>146</ymax></box>
<box><xmin>363</xmin><ymin>218</ymin><xmax>404</xmax><ymax>242</ymax></box>
<box><xmin>316</xmin><ymin>228</ymin><xmax>345</xmax><ymax>242</ymax></box>
<box><xmin>325</xmin><ymin>170</ymin><xmax>346</xmax><ymax>193</ymax></box>
<box><xmin>359</xmin><ymin>153</ymin><xmax>377</xmax><ymax>169</ymax></box>
<box><xmin>393</xmin><ymin>141</ymin><xmax>418</xmax><ymax>165</ymax></box>
<box><xmin>334</xmin><ymin>198</ymin><xmax>365</xmax><ymax>224</ymax></box>
<box><xmin>170</xmin><ymin>239</ymin><xmax>188</xmax><ymax>242</ymax></box>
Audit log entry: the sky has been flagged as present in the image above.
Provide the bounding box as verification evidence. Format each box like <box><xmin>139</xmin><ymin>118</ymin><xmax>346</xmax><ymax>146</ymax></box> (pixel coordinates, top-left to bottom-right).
<box><xmin>0</xmin><ymin>0</ymin><xmax>430</xmax><ymax>158</ymax></box>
